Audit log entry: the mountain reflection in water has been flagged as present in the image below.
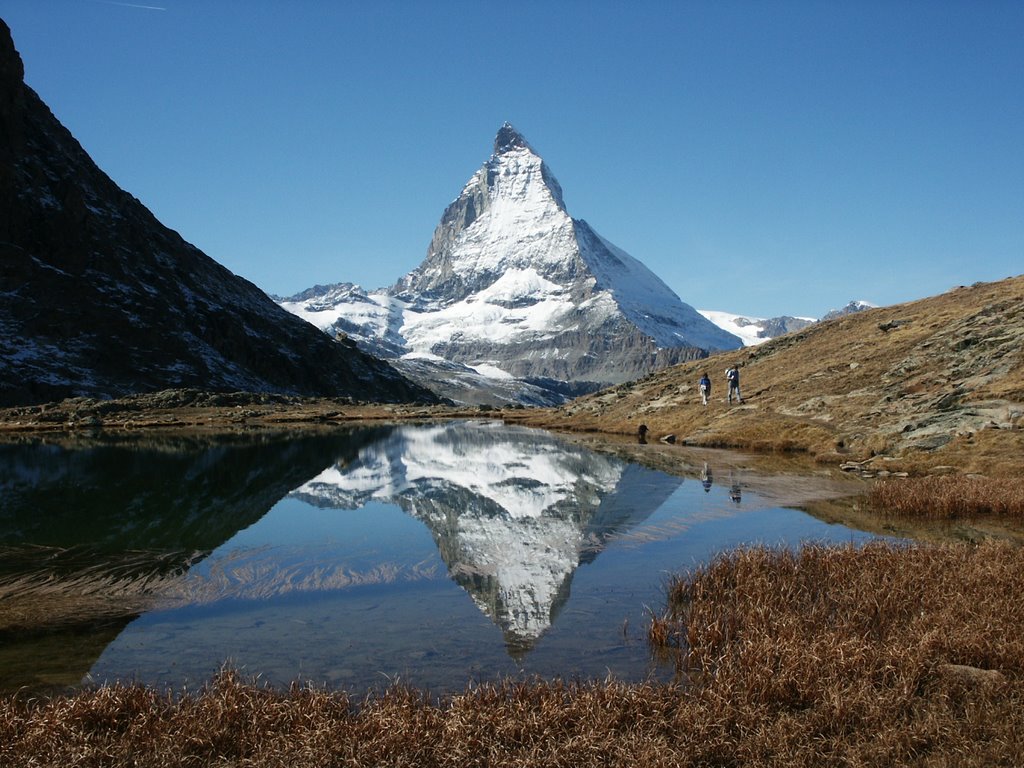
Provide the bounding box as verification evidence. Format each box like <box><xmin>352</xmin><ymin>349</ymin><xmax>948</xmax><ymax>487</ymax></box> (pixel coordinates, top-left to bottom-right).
<box><xmin>1</xmin><ymin>421</ymin><xmax>877</xmax><ymax>695</ymax></box>
<box><xmin>290</xmin><ymin>421</ymin><xmax>681</xmax><ymax>655</ymax></box>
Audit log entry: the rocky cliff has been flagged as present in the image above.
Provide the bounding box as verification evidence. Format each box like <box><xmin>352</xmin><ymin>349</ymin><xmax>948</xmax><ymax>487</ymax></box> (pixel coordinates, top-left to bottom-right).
<box><xmin>0</xmin><ymin>19</ymin><xmax>433</xmax><ymax>407</ymax></box>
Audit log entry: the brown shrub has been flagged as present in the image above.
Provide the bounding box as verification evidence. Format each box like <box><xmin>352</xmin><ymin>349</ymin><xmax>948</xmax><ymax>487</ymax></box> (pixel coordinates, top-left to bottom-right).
<box><xmin>870</xmin><ymin>475</ymin><xmax>1024</xmax><ymax>519</ymax></box>
<box><xmin>648</xmin><ymin>541</ymin><xmax>1024</xmax><ymax>765</ymax></box>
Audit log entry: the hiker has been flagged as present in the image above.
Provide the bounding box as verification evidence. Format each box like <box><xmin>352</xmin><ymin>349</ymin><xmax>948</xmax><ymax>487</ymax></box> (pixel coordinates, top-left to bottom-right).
<box><xmin>725</xmin><ymin>365</ymin><xmax>743</xmax><ymax>404</ymax></box>
<box><xmin>637</xmin><ymin>424</ymin><xmax>648</xmax><ymax>444</ymax></box>
<box><xmin>698</xmin><ymin>372</ymin><xmax>711</xmax><ymax>406</ymax></box>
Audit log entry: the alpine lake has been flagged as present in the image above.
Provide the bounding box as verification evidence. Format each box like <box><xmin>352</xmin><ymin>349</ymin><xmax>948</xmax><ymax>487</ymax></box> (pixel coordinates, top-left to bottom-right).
<box><xmin>1</xmin><ymin>420</ymin><xmax>890</xmax><ymax>696</ymax></box>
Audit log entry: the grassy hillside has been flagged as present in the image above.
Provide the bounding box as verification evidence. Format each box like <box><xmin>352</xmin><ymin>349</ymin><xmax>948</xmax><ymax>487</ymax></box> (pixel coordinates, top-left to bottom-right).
<box><xmin>511</xmin><ymin>275</ymin><xmax>1024</xmax><ymax>476</ymax></box>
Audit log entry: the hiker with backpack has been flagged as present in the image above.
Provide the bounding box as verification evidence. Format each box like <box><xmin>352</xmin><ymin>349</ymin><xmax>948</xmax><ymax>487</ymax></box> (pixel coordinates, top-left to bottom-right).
<box><xmin>725</xmin><ymin>365</ymin><xmax>743</xmax><ymax>405</ymax></box>
<box><xmin>698</xmin><ymin>372</ymin><xmax>711</xmax><ymax>406</ymax></box>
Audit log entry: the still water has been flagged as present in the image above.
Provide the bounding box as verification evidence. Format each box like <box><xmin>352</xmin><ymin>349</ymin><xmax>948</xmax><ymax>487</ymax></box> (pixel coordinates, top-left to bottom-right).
<box><xmin>1</xmin><ymin>421</ymin><xmax>879</xmax><ymax>695</ymax></box>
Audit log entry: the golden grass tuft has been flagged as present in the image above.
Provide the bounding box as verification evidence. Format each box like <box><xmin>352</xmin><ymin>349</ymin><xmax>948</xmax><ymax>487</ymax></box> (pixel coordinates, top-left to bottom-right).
<box><xmin>649</xmin><ymin>540</ymin><xmax>1024</xmax><ymax>765</ymax></box>
<box><xmin>870</xmin><ymin>475</ymin><xmax>1024</xmax><ymax>519</ymax></box>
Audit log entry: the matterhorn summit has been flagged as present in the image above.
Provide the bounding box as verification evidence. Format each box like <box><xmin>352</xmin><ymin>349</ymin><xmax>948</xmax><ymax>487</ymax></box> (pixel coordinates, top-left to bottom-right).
<box><xmin>281</xmin><ymin>123</ymin><xmax>741</xmax><ymax>403</ymax></box>
<box><xmin>392</xmin><ymin>122</ymin><xmax>575</xmax><ymax>301</ymax></box>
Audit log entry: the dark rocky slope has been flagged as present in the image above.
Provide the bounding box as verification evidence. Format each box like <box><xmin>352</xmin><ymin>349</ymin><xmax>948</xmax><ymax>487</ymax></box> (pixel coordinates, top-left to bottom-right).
<box><xmin>0</xmin><ymin>19</ymin><xmax>433</xmax><ymax>407</ymax></box>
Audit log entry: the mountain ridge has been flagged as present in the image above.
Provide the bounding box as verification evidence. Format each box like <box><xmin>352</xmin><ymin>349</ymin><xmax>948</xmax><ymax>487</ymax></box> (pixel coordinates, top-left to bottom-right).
<box><xmin>0</xmin><ymin>19</ymin><xmax>434</xmax><ymax>407</ymax></box>
<box><xmin>4</xmin><ymin>279</ymin><xmax>1021</xmax><ymax>479</ymax></box>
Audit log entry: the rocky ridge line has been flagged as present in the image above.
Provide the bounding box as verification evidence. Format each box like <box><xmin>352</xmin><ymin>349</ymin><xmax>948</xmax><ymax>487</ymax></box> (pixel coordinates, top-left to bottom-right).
<box><xmin>0</xmin><ymin>18</ymin><xmax>434</xmax><ymax>407</ymax></box>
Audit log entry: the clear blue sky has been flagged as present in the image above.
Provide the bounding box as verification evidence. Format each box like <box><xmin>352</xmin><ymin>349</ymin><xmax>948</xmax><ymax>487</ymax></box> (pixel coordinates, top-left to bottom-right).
<box><xmin>2</xmin><ymin>0</ymin><xmax>1021</xmax><ymax>318</ymax></box>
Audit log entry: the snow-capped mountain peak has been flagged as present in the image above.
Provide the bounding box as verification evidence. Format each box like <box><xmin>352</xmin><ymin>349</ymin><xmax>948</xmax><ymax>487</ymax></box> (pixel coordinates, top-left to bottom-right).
<box><xmin>281</xmin><ymin>124</ymin><xmax>742</xmax><ymax>404</ymax></box>
<box><xmin>698</xmin><ymin>310</ymin><xmax>817</xmax><ymax>347</ymax></box>
<box><xmin>820</xmin><ymin>300</ymin><xmax>878</xmax><ymax>322</ymax></box>
<box><xmin>698</xmin><ymin>299</ymin><xmax>882</xmax><ymax>348</ymax></box>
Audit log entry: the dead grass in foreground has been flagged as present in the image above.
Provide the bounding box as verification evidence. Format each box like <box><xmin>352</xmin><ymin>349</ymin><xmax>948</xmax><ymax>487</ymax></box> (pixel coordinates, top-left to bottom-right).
<box><xmin>649</xmin><ymin>540</ymin><xmax>1024</xmax><ymax>766</ymax></box>
<box><xmin>2</xmin><ymin>542</ymin><xmax>1022</xmax><ymax>766</ymax></box>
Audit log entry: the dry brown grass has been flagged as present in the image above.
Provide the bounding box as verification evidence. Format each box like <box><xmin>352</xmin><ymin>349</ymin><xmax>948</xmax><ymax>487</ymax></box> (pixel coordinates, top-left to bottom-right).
<box><xmin>3</xmin><ymin>541</ymin><xmax>1023</xmax><ymax>766</ymax></box>
<box><xmin>0</xmin><ymin>670</ymin><xmax>703</xmax><ymax>768</ymax></box>
<box><xmin>649</xmin><ymin>540</ymin><xmax>1024</xmax><ymax>765</ymax></box>
<box><xmin>870</xmin><ymin>475</ymin><xmax>1024</xmax><ymax>520</ymax></box>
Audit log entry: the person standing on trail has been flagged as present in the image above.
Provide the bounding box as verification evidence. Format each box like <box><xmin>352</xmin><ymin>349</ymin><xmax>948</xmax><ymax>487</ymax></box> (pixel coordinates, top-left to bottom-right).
<box><xmin>725</xmin><ymin>365</ymin><xmax>743</xmax><ymax>405</ymax></box>
<box><xmin>698</xmin><ymin>372</ymin><xmax>711</xmax><ymax>406</ymax></box>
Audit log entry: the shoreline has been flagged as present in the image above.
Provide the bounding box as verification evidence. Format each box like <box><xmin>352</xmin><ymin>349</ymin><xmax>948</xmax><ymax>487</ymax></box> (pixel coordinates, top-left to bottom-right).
<box><xmin>3</xmin><ymin>542</ymin><xmax>1022</xmax><ymax>767</ymax></box>
<box><xmin>3</xmin><ymin>387</ymin><xmax>1021</xmax><ymax>480</ymax></box>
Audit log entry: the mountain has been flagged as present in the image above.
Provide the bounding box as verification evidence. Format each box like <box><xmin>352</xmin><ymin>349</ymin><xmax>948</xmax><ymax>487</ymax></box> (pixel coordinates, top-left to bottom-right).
<box><xmin>0</xmin><ymin>19</ymin><xmax>433</xmax><ymax>407</ymax></box>
<box><xmin>821</xmin><ymin>300</ymin><xmax>877</xmax><ymax>322</ymax></box>
<box><xmin>516</xmin><ymin>276</ymin><xmax>1024</xmax><ymax>477</ymax></box>
<box><xmin>698</xmin><ymin>310</ymin><xmax>816</xmax><ymax>347</ymax></box>
<box><xmin>698</xmin><ymin>300</ymin><xmax>881</xmax><ymax>348</ymax></box>
<box><xmin>280</xmin><ymin>123</ymin><xmax>742</xmax><ymax>404</ymax></box>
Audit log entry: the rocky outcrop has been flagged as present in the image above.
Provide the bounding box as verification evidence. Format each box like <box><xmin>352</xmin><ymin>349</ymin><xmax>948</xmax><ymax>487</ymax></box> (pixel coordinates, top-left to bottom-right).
<box><xmin>757</xmin><ymin>315</ymin><xmax>815</xmax><ymax>339</ymax></box>
<box><xmin>0</xmin><ymin>19</ymin><xmax>434</xmax><ymax>407</ymax></box>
